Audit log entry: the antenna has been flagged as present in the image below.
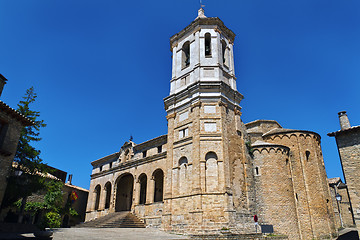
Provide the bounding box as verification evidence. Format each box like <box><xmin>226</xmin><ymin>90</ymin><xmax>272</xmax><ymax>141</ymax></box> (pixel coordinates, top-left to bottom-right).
<box><xmin>200</xmin><ymin>0</ymin><xmax>205</xmax><ymax>8</ymax></box>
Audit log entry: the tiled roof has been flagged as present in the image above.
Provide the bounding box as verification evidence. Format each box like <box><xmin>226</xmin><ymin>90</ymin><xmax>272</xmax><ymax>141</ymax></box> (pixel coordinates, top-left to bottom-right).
<box><xmin>328</xmin><ymin>125</ymin><xmax>360</xmax><ymax>137</ymax></box>
<box><xmin>0</xmin><ymin>100</ymin><xmax>34</xmax><ymax>126</ymax></box>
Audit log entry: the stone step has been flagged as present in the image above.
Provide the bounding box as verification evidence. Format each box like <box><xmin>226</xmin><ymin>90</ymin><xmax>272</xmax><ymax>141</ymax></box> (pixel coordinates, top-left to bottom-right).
<box><xmin>74</xmin><ymin>212</ymin><xmax>145</xmax><ymax>228</ymax></box>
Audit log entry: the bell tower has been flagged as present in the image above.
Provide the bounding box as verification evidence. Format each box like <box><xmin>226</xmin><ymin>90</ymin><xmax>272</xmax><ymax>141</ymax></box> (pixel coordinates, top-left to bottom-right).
<box><xmin>163</xmin><ymin>9</ymin><xmax>254</xmax><ymax>233</ymax></box>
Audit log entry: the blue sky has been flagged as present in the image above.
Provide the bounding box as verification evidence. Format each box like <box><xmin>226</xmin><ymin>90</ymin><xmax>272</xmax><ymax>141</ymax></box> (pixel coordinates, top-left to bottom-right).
<box><xmin>1</xmin><ymin>0</ymin><xmax>359</xmax><ymax>189</ymax></box>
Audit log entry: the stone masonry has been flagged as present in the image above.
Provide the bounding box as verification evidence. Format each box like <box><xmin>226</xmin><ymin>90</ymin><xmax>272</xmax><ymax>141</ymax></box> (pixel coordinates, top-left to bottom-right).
<box><xmin>85</xmin><ymin>9</ymin><xmax>337</xmax><ymax>239</ymax></box>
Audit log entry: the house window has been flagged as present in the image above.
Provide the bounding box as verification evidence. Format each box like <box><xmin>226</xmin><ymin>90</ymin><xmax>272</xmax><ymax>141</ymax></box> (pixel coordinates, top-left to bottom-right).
<box><xmin>109</xmin><ymin>162</ymin><xmax>112</xmax><ymax>168</ymax></box>
<box><xmin>179</xmin><ymin>128</ymin><xmax>189</xmax><ymax>138</ymax></box>
<box><xmin>205</xmin><ymin>33</ymin><xmax>211</xmax><ymax>57</ymax></box>
<box><xmin>99</xmin><ymin>166</ymin><xmax>102</xmax><ymax>172</ymax></box>
<box><xmin>182</xmin><ymin>41</ymin><xmax>190</xmax><ymax>68</ymax></box>
<box><xmin>157</xmin><ymin>145</ymin><xmax>162</xmax><ymax>153</ymax></box>
<box><xmin>143</xmin><ymin>150</ymin><xmax>147</xmax><ymax>158</ymax></box>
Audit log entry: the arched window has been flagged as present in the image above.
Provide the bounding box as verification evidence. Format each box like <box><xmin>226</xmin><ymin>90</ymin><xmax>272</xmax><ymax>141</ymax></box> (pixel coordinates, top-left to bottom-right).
<box><xmin>179</xmin><ymin>157</ymin><xmax>188</xmax><ymax>166</ymax></box>
<box><xmin>138</xmin><ymin>174</ymin><xmax>147</xmax><ymax>205</ymax></box>
<box><xmin>182</xmin><ymin>41</ymin><xmax>190</xmax><ymax>68</ymax></box>
<box><xmin>94</xmin><ymin>185</ymin><xmax>101</xmax><ymax>210</ymax></box>
<box><xmin>205</xmin><ymin>152</ymin><xmax>219</xmax><ymax>192</ymax></box>
<box><xmin>205</xmin><ymin>33</ymin><xmax>211</xmax><ymax>56</ymax></box>
<box><xmin>153</xmin><ymin>169</ymin><xmax>164</xmax><ymax>202</ymax></box>
<box><xmin>305</xmin><ymin>151</ymin><xmax>310</xmax><ymax>161</ymax></box>
<box><xmin>221</xmin><ymin>40</ymin><xmax>229</xmax><ymax>67</ymax></box>
<box><xmin>179</xmin><ymin>157</ymin><xmax>188</xmax><ymax>195</ymax></box>
<box><xmin>104</xmin><ymin>182</ymin><xmax>111</xmax><ymax>209</ymax></box>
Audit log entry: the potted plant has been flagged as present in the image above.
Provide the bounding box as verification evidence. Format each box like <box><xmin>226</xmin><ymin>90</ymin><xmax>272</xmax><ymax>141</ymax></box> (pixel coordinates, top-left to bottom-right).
<box><xmin>34</xmin><ymin>211</ymin><xmax>61</xmax><ymax>238</ymax></box>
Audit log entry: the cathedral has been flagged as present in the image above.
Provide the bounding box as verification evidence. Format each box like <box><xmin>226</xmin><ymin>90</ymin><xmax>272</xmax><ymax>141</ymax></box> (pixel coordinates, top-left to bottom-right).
<box><xmin>85</xmin><ymin>9</ymin><xmax>336</xmax><ymax>239</ymax></box>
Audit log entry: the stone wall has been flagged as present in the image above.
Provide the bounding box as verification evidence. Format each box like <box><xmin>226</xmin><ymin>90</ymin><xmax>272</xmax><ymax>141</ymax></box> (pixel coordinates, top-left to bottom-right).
<box><xmin>0</xmin><ymin>109</ymin><xmax>26</xmax><ymax>207</ymax></box>
<box><xmin>252</xmin><ymin>144</ymin><xmax>300</xmax><ymax>239</ymax></box>
<box><xmin>264</xmin><ymin>131</ymin><xmax>336</xmax><ymax>239</ymax></box>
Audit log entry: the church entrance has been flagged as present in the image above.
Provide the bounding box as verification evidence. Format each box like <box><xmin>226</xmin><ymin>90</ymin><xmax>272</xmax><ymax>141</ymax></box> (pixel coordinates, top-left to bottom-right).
<box><xmin>115</xmin><ymin>174</ymin><xmax>134</xmax><ymax>211</ymax></box>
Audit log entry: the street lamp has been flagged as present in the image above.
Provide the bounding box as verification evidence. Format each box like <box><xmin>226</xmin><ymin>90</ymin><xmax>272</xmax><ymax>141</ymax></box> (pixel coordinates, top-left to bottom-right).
<box><xmin>336</xmin><ymin>193</ymin><xmax>342</xmax><ymax>202</ymax></box>
<box><xmin>335</xmin><ymin>192</ymin><xmax>344</xmax><ymax>228</ymax></box>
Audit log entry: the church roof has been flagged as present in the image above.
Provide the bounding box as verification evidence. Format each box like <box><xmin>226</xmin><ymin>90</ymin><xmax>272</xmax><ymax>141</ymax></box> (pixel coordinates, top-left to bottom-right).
<box><xmin>263</xmin><ymin>127</ymin><xmax>320</xmax><ymax>138</ymax></box>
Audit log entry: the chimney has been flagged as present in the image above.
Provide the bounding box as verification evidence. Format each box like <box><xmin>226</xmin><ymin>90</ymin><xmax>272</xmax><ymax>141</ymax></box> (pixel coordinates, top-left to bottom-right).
<box><xmin>338</xmin><ymin>111</ymin><xmax>351</xmax><ymax>130</ymax></box>
<box><xmin>67</xmin><ymin>174</ymin><xmax>73</xmax><ymax>185</ymax></box>
<box><xmin>0</xmin><ymin>74</ymin><xmax>7</xmax><ymax>97</ymax></box>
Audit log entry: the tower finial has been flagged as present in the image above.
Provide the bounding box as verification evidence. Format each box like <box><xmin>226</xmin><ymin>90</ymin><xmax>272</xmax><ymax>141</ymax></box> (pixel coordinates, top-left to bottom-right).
<box><xmin>196</xmin><ymin>1</ymin><xmax>206</xmax><ymax>19</ymax></box>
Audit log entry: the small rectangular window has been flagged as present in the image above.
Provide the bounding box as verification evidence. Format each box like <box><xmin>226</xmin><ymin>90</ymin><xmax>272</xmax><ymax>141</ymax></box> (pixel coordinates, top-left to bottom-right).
<box><xmin>179</xmin><ymin>128</ymin><xmax>189</xmax><ymax>139</ymax></box>
<box><xmin>254</xmin><ymin>167</ymin><xmax>259</xmax><ymax>176</ymax></box>
<box><xmin>99</xmin><ymin>166</ymin><xmax>103</xmax><ymax>172</ymax></box>
<box><xmin>143</xmin><ymin>150</ymin><xmax>147</xmax><ymax>158</ymax></box>
<box><xmin>157</xmin><ymin>146</ymin><xmax>162</xmax><ymax>153</ymax></box>
<box><xmin>109</xmin><ymin>162</ymin><xmax>112</xmax><ymax>168</ymax></box>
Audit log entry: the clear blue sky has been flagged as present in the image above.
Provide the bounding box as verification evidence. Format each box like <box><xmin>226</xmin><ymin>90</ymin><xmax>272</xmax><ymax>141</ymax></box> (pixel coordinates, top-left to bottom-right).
<box><xmin>1</xmin><ymin>0</ymin><xmax>359</xmax><ymax>189</ymax></box>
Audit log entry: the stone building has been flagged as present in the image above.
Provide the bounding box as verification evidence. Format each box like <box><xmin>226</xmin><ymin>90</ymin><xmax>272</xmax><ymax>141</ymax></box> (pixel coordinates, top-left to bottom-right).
<box><xmin>0</xmin><ymin>74</ymin><xmax>33</xmax><ymax>208</ymax></box>
<box><xmin>85</xmin><ymin>9</ymin><xmax>336</xmax><ymax>239</ymax></box>
<box><xmin>328</xmin><ymin>111</ymin><xmax>360</xmax><ymax>230</ymax></box>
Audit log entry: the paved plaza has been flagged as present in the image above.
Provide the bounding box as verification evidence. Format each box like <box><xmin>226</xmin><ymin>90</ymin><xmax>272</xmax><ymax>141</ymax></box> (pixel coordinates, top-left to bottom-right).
<box><xmin>0</xmin><ymin>228</ymin><xmax>190</xmax><ymax>240</ymax></box>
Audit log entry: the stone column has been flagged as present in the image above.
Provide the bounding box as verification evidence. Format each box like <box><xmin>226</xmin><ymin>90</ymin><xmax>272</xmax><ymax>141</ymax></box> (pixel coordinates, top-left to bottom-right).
<box><xmin>134</xmin><ymin>179</ymin><xmax>140</xmax><ymax>206</ymax></box>
<box><xmin>147</xmin><ymin>176</ymin><xmax>155</xmax><ymax>204</ymax></box>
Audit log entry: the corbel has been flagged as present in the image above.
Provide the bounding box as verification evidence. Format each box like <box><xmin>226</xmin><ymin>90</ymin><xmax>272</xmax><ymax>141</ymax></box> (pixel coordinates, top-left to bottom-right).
<box><xmin>191</xmin><ymin>101</ymin><xmax>202</xmax><ymax>110</ymax></box>
<box><xmin>218</xmin><ymin>101</ymin><xmax>228</xmax><ymax>108</ymax></box>
<box><xmin>166</xmin><ymin>112</ymin><xmax>177</xmax><ymax>120</ymax></box>
<box><xmin>234</xmin><ymin>107</ymin><xmax>242</xmax><ymax>116</ymax></box>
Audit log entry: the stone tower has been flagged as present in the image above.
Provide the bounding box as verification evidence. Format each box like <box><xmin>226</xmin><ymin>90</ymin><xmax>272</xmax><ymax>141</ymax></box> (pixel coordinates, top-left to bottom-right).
<box><xmin>329</xmin><ymin>111</ymin><xmax>360</xmax><ymax>230</ymax></box>
<box><xmin>163</xmin><ymin>8</ymin><xmax>254</xmax><ymax>233</ymax></box>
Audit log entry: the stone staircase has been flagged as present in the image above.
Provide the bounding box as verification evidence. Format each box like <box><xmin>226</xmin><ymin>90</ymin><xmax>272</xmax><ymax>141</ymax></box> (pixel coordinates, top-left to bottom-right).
<box><xmin>75</xmin><ymin>211</ymin><xmax>146</xmax><ymax>228</ymax></box>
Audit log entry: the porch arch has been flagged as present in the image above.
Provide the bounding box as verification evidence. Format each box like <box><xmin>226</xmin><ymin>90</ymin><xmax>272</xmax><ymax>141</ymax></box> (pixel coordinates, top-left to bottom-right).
<box><xmin>115</xmin><ymin>173</ymin><xmax>134</xmax><ymax>211</ymax></box>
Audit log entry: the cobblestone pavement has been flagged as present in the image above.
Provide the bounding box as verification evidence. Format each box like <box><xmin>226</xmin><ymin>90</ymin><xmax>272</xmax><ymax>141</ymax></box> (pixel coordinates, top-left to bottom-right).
<box><xmin>0</xmin><ymin>228</ymin><xmax>190</xmax><ymax>240</ymax></box>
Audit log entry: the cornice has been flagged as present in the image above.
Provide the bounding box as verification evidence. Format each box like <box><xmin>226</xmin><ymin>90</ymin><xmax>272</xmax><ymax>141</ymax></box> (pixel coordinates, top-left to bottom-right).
<box><xmin>91</xmin><ymin>152</ymin><xmax>167</xmax><ymax>179</ymax></box>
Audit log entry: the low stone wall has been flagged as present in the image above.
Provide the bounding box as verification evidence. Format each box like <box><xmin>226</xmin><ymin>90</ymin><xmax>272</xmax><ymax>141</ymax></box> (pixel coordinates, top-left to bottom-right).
<box><xmin>190</xmin><ymin>233</ymin><xmax>288</xmax><ymax>239</ymax></box>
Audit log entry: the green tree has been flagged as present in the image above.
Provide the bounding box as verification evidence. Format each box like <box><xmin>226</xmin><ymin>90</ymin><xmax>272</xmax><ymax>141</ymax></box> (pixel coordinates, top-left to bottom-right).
<box><xmin>14</xmin><ymin>87</ymin><xmax>47</xmax><ymax>174</ymax></box>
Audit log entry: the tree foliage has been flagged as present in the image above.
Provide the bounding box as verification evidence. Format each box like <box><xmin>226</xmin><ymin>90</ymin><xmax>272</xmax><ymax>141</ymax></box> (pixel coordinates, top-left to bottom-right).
<box><xmin>14</xmin><ymin>87</ymin><xmax>47</xmax><ymax>174</ymax></box>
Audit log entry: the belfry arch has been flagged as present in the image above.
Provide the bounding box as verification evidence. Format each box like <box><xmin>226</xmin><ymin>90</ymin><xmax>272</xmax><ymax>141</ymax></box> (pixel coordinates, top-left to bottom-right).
<box><xmin>115</xmin><ymin>173</ymin><xmax>134</xmax><ymax>211</ymax></box>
